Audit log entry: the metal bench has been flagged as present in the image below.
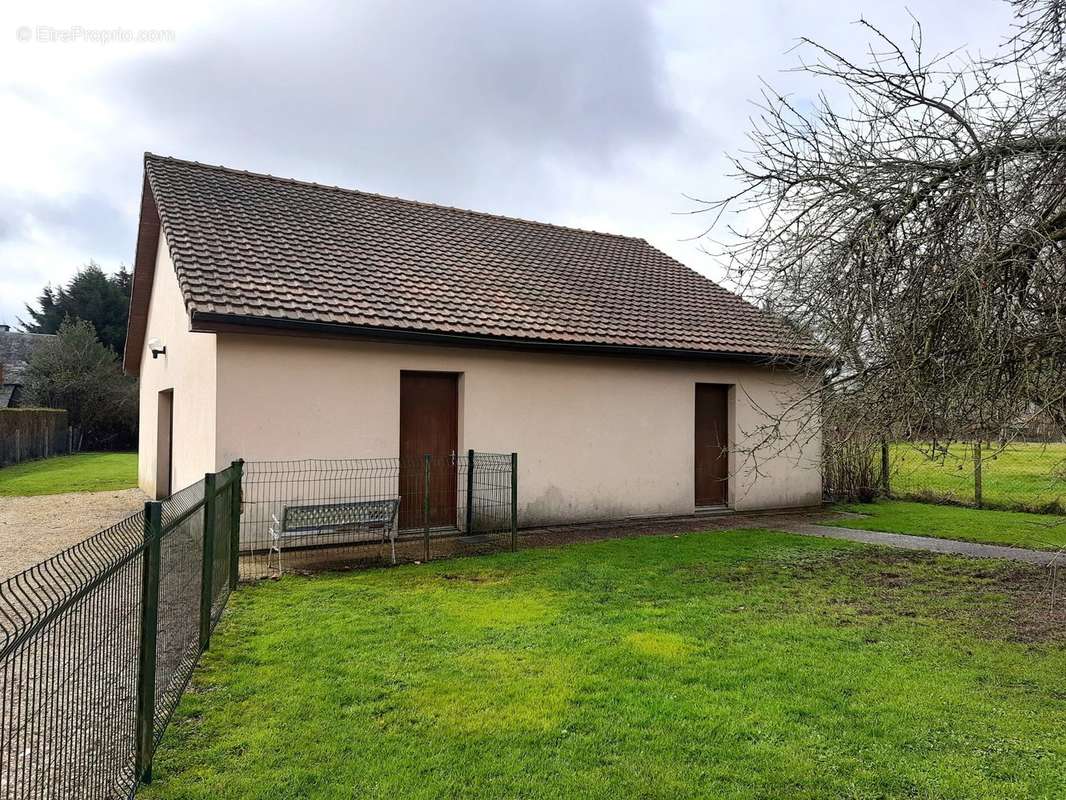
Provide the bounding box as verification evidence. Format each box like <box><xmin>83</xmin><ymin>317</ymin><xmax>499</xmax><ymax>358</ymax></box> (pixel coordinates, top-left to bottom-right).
<box><xmin>268</xmin><ymin>497</ymin><xmax>401</xmax><ymax>573</ymax></box>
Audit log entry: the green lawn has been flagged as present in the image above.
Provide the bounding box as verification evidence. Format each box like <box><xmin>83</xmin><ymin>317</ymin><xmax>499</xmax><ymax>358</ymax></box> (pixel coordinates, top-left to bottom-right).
<box><xmin>832</xmin><ymin>499</ymin><xmax>1066</xmax><ymax>552</ymax></box>
<box><xmin>891</xmin><ymin>442</ymin><xmax>1066</xmax><ymax>513</ymax></box>
<box><xmin>0</xmin><ymin>451</ymin><xmax>137</xmax><ymax>496</ymax></box>
<box><xmin>143</xmin><ymin>531</ymin><xmax>1065</xmax><ymax>800</ymax></box>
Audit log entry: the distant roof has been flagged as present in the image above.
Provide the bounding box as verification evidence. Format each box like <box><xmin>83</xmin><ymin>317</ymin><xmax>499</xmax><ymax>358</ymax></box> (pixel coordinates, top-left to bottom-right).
<box><xmin>124</xmin><ymin>153</ymin><xmax>820</xmax><ymax>373</ymax></box>
<box><xmin>0</xmin><ymin>328</ymin><xmax>54</xmax><ymax>386</ymax></box>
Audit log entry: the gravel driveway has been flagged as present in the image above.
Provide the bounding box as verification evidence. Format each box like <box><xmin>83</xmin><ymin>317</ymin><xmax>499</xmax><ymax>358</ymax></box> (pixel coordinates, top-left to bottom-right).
<box><xmin>0</xmin><ymin>488</ymin><xmax>146</xmax><ymax>581</ymax></box>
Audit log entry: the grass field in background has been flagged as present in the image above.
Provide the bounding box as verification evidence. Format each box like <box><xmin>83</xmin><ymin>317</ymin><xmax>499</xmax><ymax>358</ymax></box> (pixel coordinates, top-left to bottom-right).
<box><xmin>832</xmin><ymin>499</ymin><xmax>1066</xmax><ymax>552</ymax></box>
<box><xmin>0</xmin><ymin>452</ymin><xmax>138</xmax><ymax>496</ymax></box>
<box><xmin>891</xmin><ymin>442</ymin><xmax>1066</xmax><ymax>512</ymax></box>
<box><xmin>143</xmin><ymin>530</ymin><xmax>1065</xmax><ymax>800</ymax></box>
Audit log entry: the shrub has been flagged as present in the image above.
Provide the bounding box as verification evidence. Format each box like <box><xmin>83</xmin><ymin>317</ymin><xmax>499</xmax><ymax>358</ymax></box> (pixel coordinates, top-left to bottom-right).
<box><xmin>22</xmin><ymin>319</ymin><xmax>137</xmax><ymax>450</ymax></box>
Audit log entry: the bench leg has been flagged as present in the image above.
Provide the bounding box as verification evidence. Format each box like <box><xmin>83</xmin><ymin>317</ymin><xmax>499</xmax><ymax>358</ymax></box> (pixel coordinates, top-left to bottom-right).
<box><xmin>268</xmin><ymin>541</ymin><xmax>282</xmax><ymax>577</ymax></box>
<box><xmin>380</xmin><ymin>529</ymin><xmax>395</xmax><ymax>566</ymax></box>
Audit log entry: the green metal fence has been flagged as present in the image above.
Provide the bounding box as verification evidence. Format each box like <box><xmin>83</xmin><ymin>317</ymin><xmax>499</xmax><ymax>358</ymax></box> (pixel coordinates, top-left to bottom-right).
<box><xmin>886</xmin><ymin>442</ymin><xmax>1066</xmax><ymax>513</ymax></box>
<box><xmin>239</xmin><ymin>452</ymin><xmax>518</xmax><ymax>579</ymax></box>
<box><xmin>0</xmin><ymin>460</ymin><xmax>243</xmax><ymax>799</ymax></box>
<box><xmin>0</xmin><ymin>451</ymin><xmax>523</xmax><ymax>795</ymax></box>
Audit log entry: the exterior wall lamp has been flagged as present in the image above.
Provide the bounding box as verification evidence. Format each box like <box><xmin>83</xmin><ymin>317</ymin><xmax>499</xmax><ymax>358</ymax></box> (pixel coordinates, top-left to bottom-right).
<box><xmin>148</xmin><ymin>337</ymin><xmax>167</xmax><ymax>359</ymax></box>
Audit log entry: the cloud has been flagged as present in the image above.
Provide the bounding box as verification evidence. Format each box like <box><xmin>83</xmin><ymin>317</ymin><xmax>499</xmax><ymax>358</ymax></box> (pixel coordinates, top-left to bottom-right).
<box><xmin>0</xmin><ymin>0</ymin><xmax>1018</xmax><ymax>326</ymax></box>
<box><xmin>1</xmin><ymin>0</ymin><xmax>683</xmax><ymax>323</ymax></box>
<box><xmin>113</xmin><ymin>0</ymin><xmax>680</xmax><ymax>207</ymax></box>
<box><xmin>0</xmin><ymin>190</ymin><xmax>129</xmax><ymax>252</ymax></box>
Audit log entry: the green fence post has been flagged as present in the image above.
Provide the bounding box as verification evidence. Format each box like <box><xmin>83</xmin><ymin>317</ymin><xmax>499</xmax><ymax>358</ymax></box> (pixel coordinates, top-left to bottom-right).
<box><xmin>199</xmin><ymin>472</ymin><xmax>217</xmax><ymax>651</ymax></box>
<box><xmin>229</xmin><ymin>460</ymin><xmax>243</xmax><ymax>589</ymax></box>
<box><xmin>465</xmin><ymin>448</ymin><xmax>475</xmax><ymax>534</ymax></box>
<box><xmin>510</xmin><ymin>452</ymin><xmax>518</xmax><ymax>552</ymax></box>
<box><xmin>135</xmin><ymin>500</ymin><xmax>163</xmax><ymax>784</ymax></box>
<box><xmin>423</xmin><ymin>454</ymin><xmax>431</xmax><ymax>561</ymax></box>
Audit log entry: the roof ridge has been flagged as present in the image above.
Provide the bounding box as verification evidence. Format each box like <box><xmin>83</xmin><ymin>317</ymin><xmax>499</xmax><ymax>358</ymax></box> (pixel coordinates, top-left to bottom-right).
<box><xmin>143</xmin><ymin>152</ymin><xmax>644</xmax><ymax>243</ymax></box>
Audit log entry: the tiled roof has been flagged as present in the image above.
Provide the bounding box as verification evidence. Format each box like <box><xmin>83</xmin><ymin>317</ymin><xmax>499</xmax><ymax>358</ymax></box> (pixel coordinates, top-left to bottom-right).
<box><xmin>134</xmin><ymin>154</ymin><xmax>816</xmax><ymax>365</ymax></box>
<box><xmin>0</xmin><ymin>329</ymin><xmax>55</xmax><ymax>386</ymax></box>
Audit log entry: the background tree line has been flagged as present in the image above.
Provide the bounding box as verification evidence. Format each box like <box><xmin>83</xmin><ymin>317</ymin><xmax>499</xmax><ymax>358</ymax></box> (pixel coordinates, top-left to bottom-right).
<box><xmin>17</xmin><ymin>263</ymin><xmax>137</xmax><ymax>451</ymax></box>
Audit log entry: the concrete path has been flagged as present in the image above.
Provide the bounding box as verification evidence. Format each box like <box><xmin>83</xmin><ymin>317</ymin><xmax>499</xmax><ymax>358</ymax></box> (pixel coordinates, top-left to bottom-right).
<box><xmin>775</xmin><ymin>521</ymin><xmax>1061</xmax><ymax>566</ymax></box>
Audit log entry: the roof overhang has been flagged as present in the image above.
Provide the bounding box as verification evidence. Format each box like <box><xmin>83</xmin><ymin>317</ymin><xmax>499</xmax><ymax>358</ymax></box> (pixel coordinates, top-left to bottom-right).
<box><xmin>189</xmin><ymin>310</ymin><xmax>822</xmax><ymax>367</ymax></box>
<box><xmin>123</xmin><ymin>153</ymin><xmax>827</xmax><ymax>374</ymax></box>
<box><xmin>122</xmin><ymin>172</ymin><xmax>161</xmax><ymax>376</ymax></box>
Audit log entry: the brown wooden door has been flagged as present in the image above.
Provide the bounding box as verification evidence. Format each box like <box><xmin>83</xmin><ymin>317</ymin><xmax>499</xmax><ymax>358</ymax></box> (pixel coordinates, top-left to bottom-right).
<box><xmin>694</xmin><ymin>384</ymin><xmax>729</xmax><ymax>506</ymax></box>
<box><xmin>399</xmin><ymin>371</ymin><xmax>459</xmax><ymax>529</ymax></box>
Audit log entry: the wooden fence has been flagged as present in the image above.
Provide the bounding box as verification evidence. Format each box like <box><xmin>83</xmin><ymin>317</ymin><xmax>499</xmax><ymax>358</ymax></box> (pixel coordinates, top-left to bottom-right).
<box><xmin>0</xmin><ymin>408</ymin><xmax>69</xmax><ymax>467</ymax></box>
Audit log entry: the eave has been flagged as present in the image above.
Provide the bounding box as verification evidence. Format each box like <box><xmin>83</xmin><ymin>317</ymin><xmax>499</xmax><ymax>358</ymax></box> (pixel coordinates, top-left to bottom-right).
<box><xmin>189</xmin><ymin>310</ymin><xmax>822</xmax><ymax>367</ymax></box>
<box><xmin>122</xmin><ymin>171</ymin><xmax>162</xmax><ymax>376</ymax></box>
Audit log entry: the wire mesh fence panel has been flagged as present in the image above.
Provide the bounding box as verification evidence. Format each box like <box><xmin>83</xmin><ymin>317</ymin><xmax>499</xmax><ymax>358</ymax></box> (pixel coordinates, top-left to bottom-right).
<box><xmin>152</xmin><ymin>485</ymin><xmax>204</xmax><ymax>748</ymax></box>
<box><xmin>0</xmin><ymin>512</ymin><xmax>146</xmax><ymax>800</ymax></box>
<box><xmin>0</xmin><ymin>463</ymin><xmax>242</xmax><ymax>800</ymax></box>
<box><xmin>209</xmin><ymin>473</ymin><xmax>237</xmax><ymax>625</ymax></box>
<box><xmin>240</xmin><ymin>452</ymin><xmax>517</xmax><ymax>578</ymax></box>
<box><xmin>454</xmin><ymin>451</ymin><xmax>517</xmax><ymax>555</ymax></box>
<box><xmin>889</xmin><ymin>441</ymin><xmax>1066</xmax><ymax>513</ymax></box>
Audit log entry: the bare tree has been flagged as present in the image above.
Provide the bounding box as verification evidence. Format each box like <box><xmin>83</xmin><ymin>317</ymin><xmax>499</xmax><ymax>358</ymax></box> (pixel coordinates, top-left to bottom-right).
<box><xmin>700</xmin><ymin>0</ymin><xmax>1066</xmax><ymax>485</ymax></box>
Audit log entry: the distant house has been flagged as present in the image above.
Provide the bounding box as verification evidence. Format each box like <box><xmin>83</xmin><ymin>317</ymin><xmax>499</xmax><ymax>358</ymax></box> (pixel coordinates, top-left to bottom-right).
<box><xmin>124</xmin><ymin>154</ymin><xmax>824</xmax><ymax>522</ymax></box>
<box><xmin>1006</xmin><ymin>407</ymin><xmax>1065</xmax><ymax>443</ymax></box>
<box><xmin>0</xmin><ymin>326</ymin><xmax>55</xmax><ymax>408</ymax></box>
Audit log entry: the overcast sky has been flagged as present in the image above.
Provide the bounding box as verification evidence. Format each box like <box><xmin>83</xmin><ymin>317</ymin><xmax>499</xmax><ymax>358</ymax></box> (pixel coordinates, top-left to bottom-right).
<box><xmin>0</xmin><ymin>0</ymin><xmax>1017</xmax><ymax>328</ymax></box>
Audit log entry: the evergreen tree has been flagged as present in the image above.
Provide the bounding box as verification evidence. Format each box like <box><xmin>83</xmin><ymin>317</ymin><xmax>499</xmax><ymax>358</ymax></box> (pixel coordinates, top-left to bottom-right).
<box><xmin>21</xmin><ymin>263</ymin><xmax>132</xmax><ymax>354</ymax></box>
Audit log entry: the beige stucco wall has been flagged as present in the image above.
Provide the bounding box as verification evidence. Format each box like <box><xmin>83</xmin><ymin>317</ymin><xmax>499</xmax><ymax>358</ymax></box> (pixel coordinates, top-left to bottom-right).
<box><xmin>214</xmin><ymin>334</ymin><xmax>821</xmax><ymax>524</ymax></box>
<box><xmin>136</xmin><ymin>234</ymin><xmax>217</xmax><ymax>497</ymax></box>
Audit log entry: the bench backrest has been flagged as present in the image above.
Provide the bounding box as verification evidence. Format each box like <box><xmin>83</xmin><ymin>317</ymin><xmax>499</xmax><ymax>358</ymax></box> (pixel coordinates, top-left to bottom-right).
<box><xmin>281</xmin><ymin>498</ymin><xmax>399</xmax><ymax>533</ymax></box>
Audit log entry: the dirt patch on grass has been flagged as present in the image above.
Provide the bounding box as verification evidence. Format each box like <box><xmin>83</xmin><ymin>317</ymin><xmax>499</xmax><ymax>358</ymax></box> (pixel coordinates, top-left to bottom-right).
<box><xmin>439</xmin><ymin>572</ymin><xmax>502</xmax><ymax>584</ymax></box>
<box><xmin>732</xmin><ymin>548</ymin><xmax>1066</xmax><ymax>644</ymax></box>
<box><xmin>517</xmin><ymin>509</ymin><xmax>830</xmax><ymax>549</ymax></box>
<box><xmin>245</xmin><ymin>510</ymin><xmax>834</xmax><ymax>579</ymax></box>
<box><xmin>918</xmin><ymin>558</ymin><xmax>1066</xmax><ymax>644</ymax></box>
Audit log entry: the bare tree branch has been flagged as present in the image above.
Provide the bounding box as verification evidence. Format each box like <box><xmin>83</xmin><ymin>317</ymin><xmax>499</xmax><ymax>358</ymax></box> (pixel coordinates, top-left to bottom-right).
<box><xmin>700</xmin><ymin>0</ymin><xmax>1066</xmax><ymax>492</ymax></box>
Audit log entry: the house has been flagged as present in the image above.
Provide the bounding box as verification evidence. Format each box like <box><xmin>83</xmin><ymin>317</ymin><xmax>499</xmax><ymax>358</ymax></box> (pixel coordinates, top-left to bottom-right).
<box><xmin>0</xmin><ymin>325</ymin><xmax>56</xmax><ymax>408</ymax></box>
<box><xmin>1005</xmin><ymin>407</ymin><xmax>1065</xmax><ymax>443</ymax></box>
<box><xmin>123</xmin><ymin>154</ymin><xmax>823</xmax><ymax>524</ymax></box>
